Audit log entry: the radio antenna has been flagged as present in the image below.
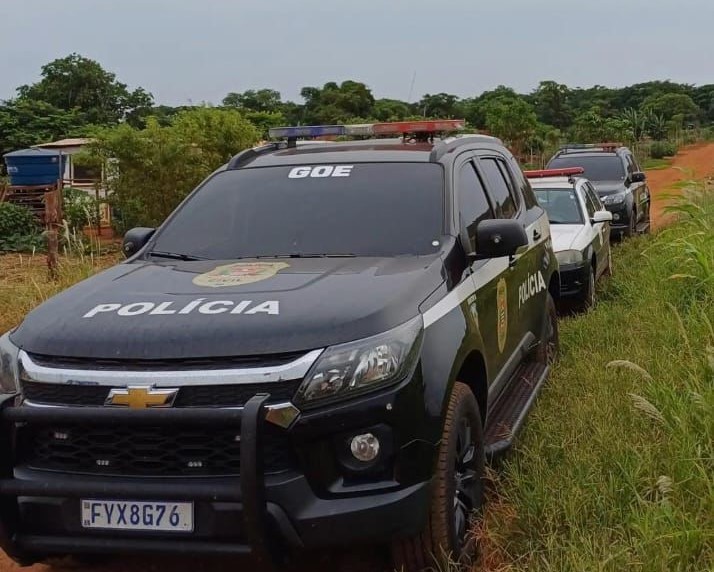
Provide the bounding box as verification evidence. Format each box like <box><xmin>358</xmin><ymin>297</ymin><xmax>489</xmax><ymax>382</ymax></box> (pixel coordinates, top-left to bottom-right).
<box><xmin>408</xmin><ymin>71</ymin><xmax>417</xmax><ymax>102</ymax></box>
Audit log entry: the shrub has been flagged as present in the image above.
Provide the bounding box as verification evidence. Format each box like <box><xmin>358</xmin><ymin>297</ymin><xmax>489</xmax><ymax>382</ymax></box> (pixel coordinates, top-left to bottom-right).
<box><xmin>0</xmin><ymin>233</ymin><xmax>45</xmax><ymax>253</ymax></box>
<box><xmin>63</xmin><ymin>187</ymin><xmax>100</xmax><ymax>231</ymax></box>
<box><xmin>0</xmin><ymin>202</ymin><xmax>39</xmax><ymax>238</ymax></box>
<box><xmin>649</xmin><ymin>140</ymin><xmax>678</xmax><ymax>159</ymax></box>
<box><xmin>86</xmin><ymin>107</ymin><xmax>260</xmax><ymax>229</ymax></box>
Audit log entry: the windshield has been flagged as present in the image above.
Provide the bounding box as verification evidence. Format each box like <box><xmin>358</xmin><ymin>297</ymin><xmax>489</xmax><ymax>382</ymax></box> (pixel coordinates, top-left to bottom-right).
<box><xmin>548</xmin><ymin>155</ymin><xmax>625</xmax><ymax>182</ymax></box>
<box><xmin>150</xmin><ymin>163</ymin><xmax>444</xmax><ymax>259</ymax></box>
<box><xmin>534</xmin><ymin>188</ymin><xmax>583</xmax><ymax>224</ymax></box>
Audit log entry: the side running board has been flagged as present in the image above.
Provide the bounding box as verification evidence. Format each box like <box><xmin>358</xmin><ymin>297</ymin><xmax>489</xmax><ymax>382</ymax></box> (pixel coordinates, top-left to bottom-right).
<box><xmin>484</xmin><ymin>361</ymin><xmax>549</xmax><ymax>461</ymax></box>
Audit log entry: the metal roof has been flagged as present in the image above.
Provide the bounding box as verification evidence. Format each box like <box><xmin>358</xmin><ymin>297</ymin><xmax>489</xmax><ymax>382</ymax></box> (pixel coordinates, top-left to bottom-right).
<box><xmin>34</xmin><ymin>138</ymin><xmax>94</xmax><ymax>148</ymax></box>
<box><xmin>3</xmin><ymin>147</ymin><xmax>62</xmax><ymax>158</ymax></box>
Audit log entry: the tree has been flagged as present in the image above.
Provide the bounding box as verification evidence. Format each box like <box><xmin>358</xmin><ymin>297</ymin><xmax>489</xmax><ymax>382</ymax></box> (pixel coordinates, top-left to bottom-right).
<box><xmin>222</xmin><ymin>89</ymin><xmax>282</xmax><ymax>113</ymax></box>
<box><xmin>299</xmin><ymin>81</ymin><xmax>375</xmax><ymax>124</ymax></box>
<box><xmin>692</xmin><ymin>84</ymin><xmax>714</xmax><ymax>123</ymax></box>
<box><xmin>460</xmin><ymin>86</ymin><xmax>523</xmax><ymax>128</ymax></box>
<box><xmin>532</xmin><ymin>81</ymin><xmax>573</xmax><ymax>130</ymax></box>
<box><xmin>372</xmin><ymin>98</ymin><xmax>412</xmax><ymax>122</ymax></box>
<box><xmin>641</xmin><ymin>93</ymin><xmax>700</xmax><ymax>123</ymax></box>
<box><xmin>0</xmin><ymin>99</ymin><xmax>83</xmax><ymax>159</ymax></box>
<box><xmin>89</xmin><ymin>107</ymin><xmax>259</xmax><ymax>230</ymax></box>
<box><xmin>645</xmin><ymin>113</ymin><xmax>668</xmax><ymax>141</ymax></box>
<box><xmin>613</xmin><ymin>80</ymin><xmax>693</xmax><ymax>111</ymax></box>
<box><xmin>570</xmin><ymin>106</ymin><xmax>630</xmax><ymax>143</ymax></box>
<box><xmin>17</xmin><ymin>53</ymin><xmax>153</xmax><ymax>125</ymax></box>
<box><xmin>417</xmin><ymin>93</ymin><xmax>459</xmax><ymax>118</ymax></box>
<box><xmin>242</xmin><ymin>111</ymin><xmax>287</xmax><ymax>138</ymax></box>
<box><xmin>619</xmin><ymin>108</ymin><xmax>647</xmax><ymax>141</ymax></box>
<box><xmin>482</xmin><ymin>97</ymin><xmax>538</xmax><ymax>155</ymax></box>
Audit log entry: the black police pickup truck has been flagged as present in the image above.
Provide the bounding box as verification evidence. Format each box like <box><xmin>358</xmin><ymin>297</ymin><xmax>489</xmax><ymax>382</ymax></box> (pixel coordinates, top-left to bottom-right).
<box><xmin>0</xmin><ymin>121</ymin><xmax>559</xmax><ymax>571</ymax></box>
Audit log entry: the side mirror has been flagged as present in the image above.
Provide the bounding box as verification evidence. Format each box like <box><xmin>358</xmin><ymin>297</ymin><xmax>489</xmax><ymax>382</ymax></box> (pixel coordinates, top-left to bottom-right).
<box><xmin>122</xmin><ymin>227</ymin><xmax>156</xmax><ymax>257</ymax></box>
<box><xmin>631</xmin><ymin>172</ymin><xmax>646</xmax><ymax>183</ymax></box>
<box><xmin>473</xmin><ymin>219</ymin><xmax>529</xmax><ymax>259</ymax></box>
<box><xmin>591</xmin><ymin>210</ymin><xmax>613</xmax><ymax>224</ymax></box>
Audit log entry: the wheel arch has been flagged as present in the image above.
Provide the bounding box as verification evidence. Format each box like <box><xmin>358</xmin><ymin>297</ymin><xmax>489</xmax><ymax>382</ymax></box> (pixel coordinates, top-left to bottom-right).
<box><xmin>454</xmin><ymin>350</ymin><xmax>488</xmax><ymax>423</ymax></box>
<box><xmin>548</xmin><ymin>269</ymin><xmax>560</xmax><ymax>300</ymax></box>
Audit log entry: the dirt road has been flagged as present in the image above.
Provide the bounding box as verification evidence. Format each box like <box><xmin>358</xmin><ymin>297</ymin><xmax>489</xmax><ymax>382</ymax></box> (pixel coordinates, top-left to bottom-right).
<box><xmin>1</xmin><ymin>143</ymin><xmax>713</xmax><ymax>572</ymax></box>
<box><xmin>646</xmin><ymin>142</ymin><xmax>714</xmax><ymax>229</ymax></box>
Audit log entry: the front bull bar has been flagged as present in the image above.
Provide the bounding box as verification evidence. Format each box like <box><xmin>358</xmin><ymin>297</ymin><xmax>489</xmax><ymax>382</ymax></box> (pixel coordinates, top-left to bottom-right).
<box><xmin>0</xmin><ymin>393</ymin><xmax>280</xmax><ymax>566</ymax></box>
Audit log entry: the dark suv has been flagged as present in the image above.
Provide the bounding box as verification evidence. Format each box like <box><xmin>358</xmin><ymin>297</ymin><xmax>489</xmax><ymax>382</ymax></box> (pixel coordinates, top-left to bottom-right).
<box><xmin>0</xmin><ymin>122</ymin><xmax>559</xmax><ymax>571</ymax></box>
<box><xmin>546</xmin><ymin>144</ymin><xmax>650</xmax><ymax>237</ymax></box>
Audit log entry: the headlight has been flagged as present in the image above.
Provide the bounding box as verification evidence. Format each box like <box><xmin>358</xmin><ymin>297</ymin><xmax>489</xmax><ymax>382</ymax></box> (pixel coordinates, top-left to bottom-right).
<box><xmin>295</xmin><ymin>316</ymin><xmax>423</xmax><ymax>408</ymax></box>
<box><xmin>0</xmin><ymin>332</ymin><xmax>20</xmax><ymax>395</ymax></box>
<box><xmin>602</xmin><ymin>192</ymin><xmax>626</xmax><ymax>205</ymax></box>
<box><xmin>555</xmin><ymin>250</ymin><xmax>584</xmax><ymax>265</ymax></box>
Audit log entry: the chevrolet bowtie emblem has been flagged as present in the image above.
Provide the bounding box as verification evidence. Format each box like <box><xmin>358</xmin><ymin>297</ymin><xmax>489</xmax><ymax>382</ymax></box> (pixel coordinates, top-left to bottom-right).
<box><xmin>105</xmin><ymin>386</ymin><xmax>178</xmax><ymax>409</ymax></box>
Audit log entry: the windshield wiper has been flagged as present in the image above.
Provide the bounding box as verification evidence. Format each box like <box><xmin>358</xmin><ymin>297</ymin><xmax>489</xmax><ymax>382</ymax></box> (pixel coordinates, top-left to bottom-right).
<box><xmin>259</xmin><ymin>253</ymin><xmax>357</xmax><ymax>259</ymax></box>
<box><xmin>148</xmin><ymin>251</ymin><xmax>207</xmax><ymax>261</ymax></box>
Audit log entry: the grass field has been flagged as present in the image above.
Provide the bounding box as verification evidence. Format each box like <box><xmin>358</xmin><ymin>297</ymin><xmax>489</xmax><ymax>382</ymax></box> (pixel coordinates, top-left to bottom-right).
<box><xmin>0</xmin><ymin>252</ymin><xmax>119</xmax><ymax>334</ymax></box>
<box><xmin>480</xmin><ymin>190</ymin><xmax>714</xmax><ymax>571</ymax></box>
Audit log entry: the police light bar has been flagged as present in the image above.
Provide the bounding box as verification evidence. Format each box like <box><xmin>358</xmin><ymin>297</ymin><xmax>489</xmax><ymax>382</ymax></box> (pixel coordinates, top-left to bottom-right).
<box><xmin>371</xmin><ymin>119</ymin><xmax>465</xmax><ymax>135</ymax></box>
<box><xmin>268</xmin><ymin>125</ymin><xmax>346</xmax><ymax>139</ymax></box>
<box><xmin>524</xmin><ymin>167</ymin><xmax>585</xmax><ymax>179</ymax></box>
<box><xmin>343</xmin><ymin>124</ymin><xmax>374</xmax><ymax>136</ymax></box>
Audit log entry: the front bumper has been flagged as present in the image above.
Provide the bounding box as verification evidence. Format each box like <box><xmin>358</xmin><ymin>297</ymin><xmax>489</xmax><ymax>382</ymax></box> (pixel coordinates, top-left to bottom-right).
<box><xmin>0</xmin><ymin>392</ymin><xmax>434</xmax><ymax>564</ymax></box>
<box><xmin>604</xmin><ymin>204</ymin><xmax>631</xmax><ymax>232</ymax></box>
<box><xmin>558</xmin><ymin>261</ymin><xmax>590</xmax><ymax>298</ymax></box>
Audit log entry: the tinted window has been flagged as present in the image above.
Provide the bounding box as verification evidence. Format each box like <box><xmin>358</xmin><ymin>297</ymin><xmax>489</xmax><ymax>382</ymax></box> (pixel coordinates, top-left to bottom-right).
<box><xmin>582</xmin><ymin>188</ymin><xmax>597</xmax><ymax>218</ymax></box>
<box><xmin>585</xmin><ymin>183</ymin><xmax>603</xmax><ymax>211</ymax></box>
<box><xmin>458</xmin><ymin>162</ymin><xmax>493</xmax><ymax>249</ymax></box>
<box><xmin>480</xmin><ymin>158</ymin><xmax>517</xmax><ymax>218</ymax></box>
<box><xmin>548</xmin><ymin>155</ymin><xmax>626</xmax><ymax>182</ymax></box>
<box><xmin>151</xmin><ymin>163</ymin><xmax>444</xmax><ymax>259</ymax></box>
<box><xmin>534</xmin><ymin>188</ymin><xmax>583</xmax><ymax>225</ymax></box>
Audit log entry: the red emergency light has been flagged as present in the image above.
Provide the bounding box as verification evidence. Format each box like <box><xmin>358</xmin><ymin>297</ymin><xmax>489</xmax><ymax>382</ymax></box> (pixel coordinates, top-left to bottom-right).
<box><xmin>371</xmin><ymin>119</ymin><xmax>465</xmax><ymax>135</ymax></box>
<box><xmin>523</xmin><ymin>167</ymin><xmax>585</xmax><ymax>179</ymax></box>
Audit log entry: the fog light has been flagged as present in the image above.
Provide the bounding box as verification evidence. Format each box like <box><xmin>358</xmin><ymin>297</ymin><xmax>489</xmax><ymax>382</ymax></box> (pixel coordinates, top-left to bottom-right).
<box><xmin>613</xmin><ymin>213</ymin><xmax>620</xmax><ymax>221</ymax></box>
<box><xmin>350</xmin><ymin>433</ymin><xmax>380</xmax><ymax>462</ymax></box>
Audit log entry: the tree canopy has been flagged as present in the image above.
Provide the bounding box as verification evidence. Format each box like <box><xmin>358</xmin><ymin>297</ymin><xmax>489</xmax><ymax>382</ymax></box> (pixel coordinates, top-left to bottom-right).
<box><xmin>16</xmin><ymin>53</ymin><xmax>153</xmax><ymax>125</ymax></box>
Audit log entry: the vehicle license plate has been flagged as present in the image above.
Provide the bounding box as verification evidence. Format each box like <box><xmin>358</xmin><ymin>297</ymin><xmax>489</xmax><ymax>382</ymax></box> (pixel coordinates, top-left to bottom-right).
<box><xmin>81</xmin><ymin>499</ymin><xmax>193</xmax><ymax>532</ymax></box>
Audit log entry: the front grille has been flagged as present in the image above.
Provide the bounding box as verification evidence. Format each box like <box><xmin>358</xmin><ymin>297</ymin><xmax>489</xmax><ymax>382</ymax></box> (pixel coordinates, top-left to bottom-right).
<box><xmin>19</xmin><ymin>423</ymin><xmax>293</xmax><ymax>477</ymax></box>
<box><xmin>26</xmin><ymin>351</ymin><xmax>306</xmax><ymax>371</ymax></box>
<box><xmin>22</xmin><ymin>380</ymin><xmax>301</xmax><ymax>408</ymax></box>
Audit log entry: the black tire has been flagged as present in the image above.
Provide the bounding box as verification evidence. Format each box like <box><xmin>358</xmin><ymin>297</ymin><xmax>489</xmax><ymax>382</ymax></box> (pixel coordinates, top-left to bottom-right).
<box><xmin>536</xmin><ymin>293</ymin><xmax>559</xmax><ymax>366</ymax></box>
<box><xmin>642</xmin><ymin>203</ymin><xmax>651</xmax><ymax>234</ymax></box>
<box><xmin>604</xmin><ymin>244</ymin><xmax>613</xmax><ymax>277</ymax></box>
<box><xmin>392</xmin><ymin>382</ymin><xmax>485</xmax><ymax>572</ymax></box>
<box><xmin>577</xmin><ymin>265</ymin><xmax>596</xmax><ymax>312</ymax></box>
<box><xmin>624</xmin><ymin>210</ymin><xmax>637</xmax><ymax>238</ymax></box>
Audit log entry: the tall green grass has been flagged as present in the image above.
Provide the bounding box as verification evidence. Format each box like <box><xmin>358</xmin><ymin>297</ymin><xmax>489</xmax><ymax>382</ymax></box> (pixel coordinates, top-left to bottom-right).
<box><xmin>482</xmin><ymin>188</ymin><xmax>714</xmax><ymax>571</ymax></box>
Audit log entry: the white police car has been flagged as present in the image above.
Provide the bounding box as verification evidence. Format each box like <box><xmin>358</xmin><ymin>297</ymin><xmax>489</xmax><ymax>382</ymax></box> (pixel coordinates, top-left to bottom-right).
<box><xmin>525</xmin><ymin>167</ymin><xmax>613</xmax><ymax>310</ymax></box>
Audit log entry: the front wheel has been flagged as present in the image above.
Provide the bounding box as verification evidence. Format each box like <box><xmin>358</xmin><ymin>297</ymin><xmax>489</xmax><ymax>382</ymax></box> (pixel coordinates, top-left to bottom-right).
<box><xmin>392</xmin><ymin>382</ymin><xmax>485</xmax><ymax>572</ymax></box>
<box><xmin>604</xmin><ymin>244</ymin><xmax>613</xmax><ymax>277</ymax></box>
<box><xmin>536</xmin><ymin>293</ymin><xmax>559</xmax><ymax>366</ymax></box>
<box><xmin>576</xmin><ymin>266</ymin><xmax>596</xmax><ymax>312</ymax></box>
<box><xmin>624</xmin><ymin>209</ymin><xmax>637</xmax><ymax>238</ymax></box>
<box><xmin>641</xmin><ymin>202</ymin><xmax>651</xmax><ymax>234</ymax></box>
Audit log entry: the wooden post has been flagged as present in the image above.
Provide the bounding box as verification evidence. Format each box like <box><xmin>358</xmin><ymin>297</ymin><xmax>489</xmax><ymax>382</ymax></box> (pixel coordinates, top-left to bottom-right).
<box><xmin>45</xmin><ymin>181</ymin><xmax>62</xmax><ymax>281</ymax></box>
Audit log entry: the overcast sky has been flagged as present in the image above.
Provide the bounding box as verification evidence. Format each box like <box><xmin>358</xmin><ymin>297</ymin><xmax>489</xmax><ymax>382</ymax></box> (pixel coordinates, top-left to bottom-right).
<box><xmin>1</xmin><ymin>0</ymin><xmax>712</xmax><ymax>106</ymax></box>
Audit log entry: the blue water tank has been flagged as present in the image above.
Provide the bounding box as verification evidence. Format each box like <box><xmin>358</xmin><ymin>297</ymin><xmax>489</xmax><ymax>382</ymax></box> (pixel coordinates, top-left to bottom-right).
<box><xmin>3</xmin><ymin>148</ymin><xmax>66</xmax><ymax>186</ymax></box>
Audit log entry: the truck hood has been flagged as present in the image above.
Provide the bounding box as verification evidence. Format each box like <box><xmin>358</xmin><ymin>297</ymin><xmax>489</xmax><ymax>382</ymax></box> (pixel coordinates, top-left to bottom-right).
<box><xmin>550</xmin><ymin>225</ymin><xmax>587</xmax><ymax>252</ymax></box>
<box><xmin>11</xmin><ymin>256</ymin><xmax>444</xmax><ymax>359</ymax></box>
<box><xmin>591</xmin><ymin>180</ymin><xmax>627</xmax><ymax>196</ymax></box>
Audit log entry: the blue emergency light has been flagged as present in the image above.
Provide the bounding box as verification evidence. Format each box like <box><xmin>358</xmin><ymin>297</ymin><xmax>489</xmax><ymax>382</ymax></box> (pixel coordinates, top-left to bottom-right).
<box><xmin>268</xmin><ymin>125</ymin><xmax>346</xmax><ymax>139</ymax></box>
<box><xmin>268</xmin><ymin>120</ymin><xmax>466</xmax><ymax>145</ymax></box>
